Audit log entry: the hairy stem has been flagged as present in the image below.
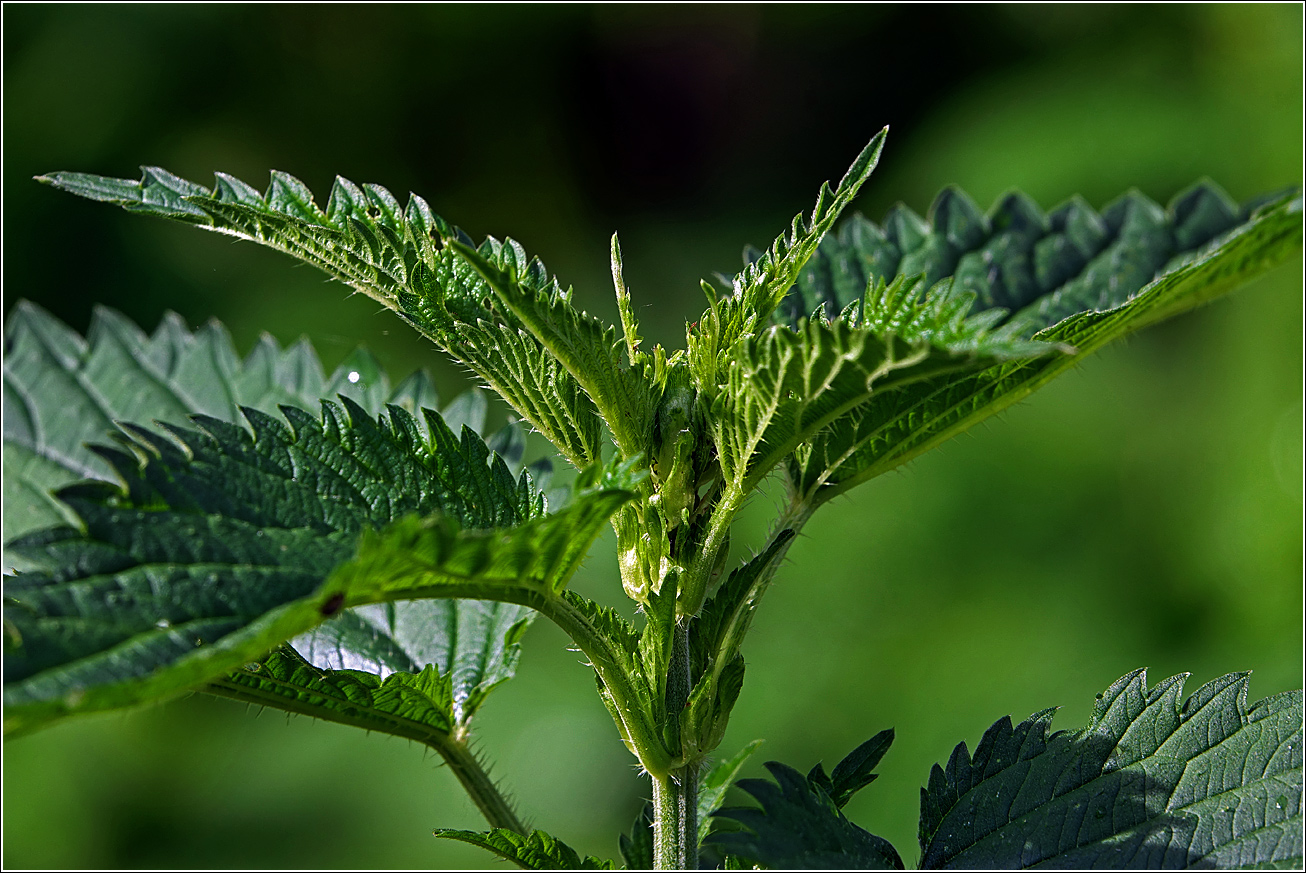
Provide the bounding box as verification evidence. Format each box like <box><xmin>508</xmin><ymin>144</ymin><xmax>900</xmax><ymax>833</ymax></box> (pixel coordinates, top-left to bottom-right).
<box><xmin>653</xmin><ymin>764</ymin><xmax>700</xmax><ymax>870</ymax></box>
<box><xmin>653</xmin><ymin>620</ymin><xmax>699</xmax><ymax>868</ymax></box>
<box><xmin>384</xmin><ymin>583</ymin><xmax>671</xmax><ymax>777</ymax></box>
<box><xmin>205</xmin><ymin>676</ymin><xmax>526</xmax><ymax>834</ymax></box>
<box><xmin>440</xmin><ymin>734</ymin><xmax>528</xmax><ymax>834</ymax></box>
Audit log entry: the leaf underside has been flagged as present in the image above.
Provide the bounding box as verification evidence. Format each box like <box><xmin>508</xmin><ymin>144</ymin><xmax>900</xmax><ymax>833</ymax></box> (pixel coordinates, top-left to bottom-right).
<box><xmin>778</xmin><ymin>183</ymin><xmax>1302</xmax><ymax>504</ymax></box>
<box><xmin>2</xmin><ymin>310</ymin><xmax>635</xmax><ymax>735</ymax></box>
<box><xmin>35</xmin><ymin>166</ymin><xmax>623</xmax><ymax>468</ymax></box>
<box><xmin>918</xmin><ymin>669</ymin><xmax>1303</xmax><ymax>870</ymax></box>
<box><xmin>2</xmin><ymin>305</ymin><xmax>567</xmax><ymax>752</ymax></box>
<box><xmin>210</xmin><ymin>645</ymin><xmax>461</xmax><ymax>743</ymax></box>
<box><xmin>708</xmin><ymin>278</ymin><xmax>1057</xmax><ymax>499</ymax></box>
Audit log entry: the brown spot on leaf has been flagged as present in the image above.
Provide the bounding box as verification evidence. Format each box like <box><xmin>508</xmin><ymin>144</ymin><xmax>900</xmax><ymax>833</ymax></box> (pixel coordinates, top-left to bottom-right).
<box><xmin>320</xmin><ymin>593</ymin><xmax>345</xmax><ymax>617</ymax></box>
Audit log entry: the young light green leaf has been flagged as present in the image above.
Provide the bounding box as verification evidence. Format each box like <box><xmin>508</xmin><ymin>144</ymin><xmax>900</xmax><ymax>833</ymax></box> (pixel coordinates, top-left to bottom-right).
<box><xmin>918</xmin><ymin>670</ymin><xmax>1304</xmax><ymax>870</ymax></box>
<box><xmin>699</xmin><ymin>739</ymin><xmax>766</xmax><ymax>844</ymax></box>
<box><xmin>37</xmin><ymin>168</ymin><xmax>609</xmax><ymax>467</ymax></box>
<box><xmin>3</xmin><ymin>394</ymin><xmax>635</xmax><ymax>736</ymax></box>
<box><xmin>687</xmin><ymin>128</ymin><xmax>887</xmax><ymax>395</ymax></box>
<box><xmin>710</xmin><ymin>276</ymin><xmax>1055</xmax><ymax>496</ymax></box>
<box><xmin>433</xmin><ymin>827</ymin><xmax>616</xmax><ymax>870</ymax></box>
<box><xmin>444</xmin><ymin>235</ymin><xmax>655</xmax><ymax>458</ymax></box>
<box><xmin>782</xmin><ymin>186</ymin><xmax>1302</xmax><ymax>505</ymax></box>
<box><xmin>555</xmin><ymin>588</ymin><xmax>672</xmax><ymax>777</ymax></box>
<box><xmin>611</xmin><ymin>233</ymin><xmax>643</xmax><ymax>367</ymax></box>
<box><xmin>707</xmin><ymin>759</ymin><xmax>904</xmax><ymax>870</ymax></box>
<box><xmin>2</xmin><ymin>301</ymin><xmax>443</xmax><ymax>543</ymax></box>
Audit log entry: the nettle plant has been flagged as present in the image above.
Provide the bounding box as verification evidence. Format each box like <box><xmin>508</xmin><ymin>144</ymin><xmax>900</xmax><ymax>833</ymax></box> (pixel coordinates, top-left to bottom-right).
<box><xmin>4</xmin><ymin>128</ymin><xmax>1303</xmax><ymax>869</ymax></box>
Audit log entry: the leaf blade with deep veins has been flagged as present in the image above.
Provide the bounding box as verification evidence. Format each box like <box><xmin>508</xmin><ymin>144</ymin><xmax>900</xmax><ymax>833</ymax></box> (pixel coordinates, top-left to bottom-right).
<box><xmin>918</xmin><ymin>670</ymin><xmax>1303</xmax><ymax>869</ymax></box>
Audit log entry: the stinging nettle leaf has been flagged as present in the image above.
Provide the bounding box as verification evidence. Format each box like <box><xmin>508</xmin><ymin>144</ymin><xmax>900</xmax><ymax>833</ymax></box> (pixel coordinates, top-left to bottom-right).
<box><xmin>2</xmin><ymin>305</ymin><xmax>566</xmax><ymax>773</ymax></box>
<box><xmin>685</xmin><ymin>532</ymin><xmax>796</xmax><ymax>756</ymax></box>
<box><xmin>210</xmin><ymin>645</ymin><xmax>458</xmax><ymax>743</ymax></box>
<box><xmin>808</xmin><ymin>728</ymin><xmax>895</xmax><ymax>810</ymax></box>
<box><xmin>711</xmin><ymin>275</ymin><xmax>1056</xmax><ymax>496</ymax></box>
<box><xmin>36</xmin><ymin>167</ymin><xmax>627</xmax><ymax>469</ymax></box>
<box><xmin>206</xmin><ymin>637</ymin><xmax>532</xmax><ymax>832</ymax></box>
<box><xmin>699</xmin><ymin>739</ymin><xmax>766</xmax><ymax>844</ymax></box>
<box><xmin>918</xmin><ymin>669</ymin><xmax>1303</xmax><ymax>870</ymax></box>
<box><xmin>620</xmin><ymin>801</ymin><xmax>656</xmax><ymax>871</ymax></box>
<box><xmin>3</xmin><ymin>382</ymin><xmax>635</xmax><ymax>735</ymax></box>
<box><xmin>2</xmin><ymin>301</ymin><xmax>444</xmax><ymax>544</ymax></box>
<box><xmin>780</xmin><ymin>185</ymin><xmax>1302</xmax><ymax>505</ymax></box>
<box><xmin>444</xmin><ymin>236</ymin><xmax>656</xmax><ymax>459</ymax></box>
<box><xmin>283</xmin><ymin>596</ymin><xmax>532</xmax><ymax>729</ymax></box>
<box><xmin>708</xmin><ymin>757</ymin><xmax>904</xmax><ymax>870</ymax></box>
<box><xmin>687</xmin><ymin>127</ymin><xmax>888</xmax><ymax>397</ymax></box>
<box><xmin>433</xmin><ymin>826</ymin><xmax>617</xmax><ymax>870</ymax></box>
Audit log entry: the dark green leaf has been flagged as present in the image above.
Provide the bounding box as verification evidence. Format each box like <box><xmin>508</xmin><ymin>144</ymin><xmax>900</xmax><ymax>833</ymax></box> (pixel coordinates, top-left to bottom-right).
<box><xmin>783</xmin><ymin>188</ymin><xmax>1302</xmax><ymax>504</ymax></box>
<box><xmin>208</xmin><ymin>639</ymin><xmax>532</xmax><ymax>832</ymax></box>
<box><xmin>918</xmin><ymin>670</ymin><xmax>1303</xmax><ymax>869</ymax></box>
<box><xmin>2</xmin><ymin>305</ymin><xmax>562</xmax><ymax>756</ymax></box>
<box><xmin>210</xmin><ymin>645</ymin><xmax>456</xmax><ymax>742</ymax></box>
<box><xmin>807</xmin><ymin>728</ymin><xmax>895</xmax><ymax>810</ymax></box>
<box><xmin>2</xmin><ymin>301</ymin><xmax>443</xmax><ymax>543</ymax></box>
<box><xmin>433</xmin><ymin>827</ymin><xmax>616</xmax><ymax>869</ymax></box>
<box><xmin>699</xmin><ymin>739</ymin><xmax>766</xmax><ymax>843</ymax></box>
<box><xmin>619</xmin><ymin>801</ymin><xmax>655</xmax><ymax>871</ymax></box>
<box><xmin>3</xmin><ymin>394</ymin><xmax>635</xmax><ymax>735</ymax></box>
<box><xmin>708</xmin><ymin>760</ymin><xmax>904</xmax><ymax>869</ymax></box>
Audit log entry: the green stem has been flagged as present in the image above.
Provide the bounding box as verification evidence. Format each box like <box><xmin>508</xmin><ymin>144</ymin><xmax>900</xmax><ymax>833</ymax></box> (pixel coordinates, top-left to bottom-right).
<box><xmin>386</xmin><ymin>582</ymin><xmax>671</xmax><ymax>777</ymax></box>
<box><xmin>653</xmin><ymin>765</ymin><xmax>699</xmax><ymax>870</ymax></box>
<box><xmin>440</xmin><ymin>734</ymin><xmax>528</xmax><ymax>834</ymax></box>
<box><xmin>205</xmin><ymin>676</ymin><xmax>526</xmax><ymax>834</ymax></box>
<box><xmin>653</xmin><ymin>619</ymin><xmax>699</xmax><ymax>869</ymax></box>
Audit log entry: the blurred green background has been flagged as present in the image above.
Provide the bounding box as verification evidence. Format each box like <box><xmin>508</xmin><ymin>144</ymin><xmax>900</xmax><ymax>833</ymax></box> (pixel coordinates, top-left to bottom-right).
<box><xmin>3</xmin><ymin>4</ymin><xmax>1301</xmax><ymax>868</ymax></box>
